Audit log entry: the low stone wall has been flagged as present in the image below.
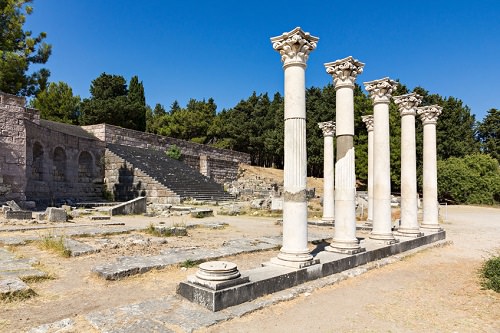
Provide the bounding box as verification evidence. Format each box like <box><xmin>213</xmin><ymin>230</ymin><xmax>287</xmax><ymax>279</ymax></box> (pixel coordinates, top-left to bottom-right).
<box><xmin>105</xmin><ymin>149</ymin><xmax>181</xmax><ymax>204</ymax></box>
<box><xmin>109</xmin><ymin>197</ymin><xmax>147</xmax><ymax>216</ymax></box>
<box><xmin>83</xmin><ymin>124</ymin><xmax>250</xmax><ymax>184</ymax></box>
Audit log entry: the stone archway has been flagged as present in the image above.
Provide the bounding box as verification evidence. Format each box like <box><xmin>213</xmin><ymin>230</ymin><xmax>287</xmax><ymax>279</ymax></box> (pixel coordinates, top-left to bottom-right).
<box><xmin>78</xmin><ymin>151</ymin><xmax>93</xmax><ymax>182</ymax></box>
<box><xmin>32</xmin><ymin>141</ymin><xmax>44</xmax><ymax>180</ymax></box>
<box><xmin>53</xmin><ymin>147</ymin><xmax>66</xmax><ymax>182</ymax></box>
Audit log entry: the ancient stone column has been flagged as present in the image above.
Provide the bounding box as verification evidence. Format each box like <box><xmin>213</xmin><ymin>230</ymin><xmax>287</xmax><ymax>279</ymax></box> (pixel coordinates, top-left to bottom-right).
<box><xmin>324</xmin><ymin>56</ymin><xmax>365</xmax><ymax>254</ymax></box>
<box><xmin>270</xmin><ymin>27</ymin><xmax>319</xmax><ymax>267</ymax></box>
<box><xmin>417</xmin><ymin>105</ymin><xmax>443</xmax><ymax>230</ymax></box>
<box><xmin>364</xmin><ymin>78</ymin><xmax>398</xmax><ymax>243</ymax></box>
<box><xmin>394</xmin><ymin>93</ymin><xmax>423</xmax><ymax>236</ymax></box>
<box><xmin>361</xmin><ymin>115</ymin><xmax>374</xmax><ymax>225</ymax></box>
<box><xmin>318</xmin><ymin>121</ymin><xmax>335</xmax><ymax>224</ymax></box>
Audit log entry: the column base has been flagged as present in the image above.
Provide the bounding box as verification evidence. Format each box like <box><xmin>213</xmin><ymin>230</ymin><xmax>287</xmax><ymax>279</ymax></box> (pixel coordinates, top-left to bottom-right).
<box><xmin>321</xmin><ymin>217</ymin><xmax>335</xmax><ymax>224</ymax></box>
<box><xmin>420</xmin><ymin>223</ymin><xmax>442</xmax><ymax>231</ymax></box>
<box><xmin>369</xmin><ymin>232</ymin><xmax>398</xmax><ymax>244</ymax></box>
<box><xmin>326</xmin><ymin>239</ymin><xmax>365</xmax><ymax>254</ymax></box>
<box><xmin>394</xmin><ymin>230</ymin><xmax>423</xmax><ymax>238</ymax></box>
<box><xmin>269</xmin><ymin>256</ymin><xmax>320</xmax><ymax>269</ymax></box>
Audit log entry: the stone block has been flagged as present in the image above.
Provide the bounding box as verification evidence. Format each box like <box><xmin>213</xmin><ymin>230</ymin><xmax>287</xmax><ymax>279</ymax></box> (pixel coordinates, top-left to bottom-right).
<box><xmin>46</xmin><ymin>207</ymin><xmax>67</xmax><ymax>222</ymax></box>
<box><xmin>0</xmin><ymin>277</ymin><xmax>35</xmax><ymax>300</ymax></box>
<box><xmin>109</xmin><ymin>197</ymin><xmax>147</xmax><ymax>216</ymax></box>
<box><xmin>271</xmin><ymin>198</ymin><xmax>283</xmax><ymax>211</ymax></box>
<box><xmin>6</xmin><ymin>200</ymin><xmax>22</xmax><ymax>211</ymax></box>
<box><xmin>191</xmin><ymin>209</ymin><xmax>214</xmax><ymax>218</ymax></box>
<box><xmin>4</xmin><ymin>210</ymin><xmax>32</xmax><ymax>220</ymax></box>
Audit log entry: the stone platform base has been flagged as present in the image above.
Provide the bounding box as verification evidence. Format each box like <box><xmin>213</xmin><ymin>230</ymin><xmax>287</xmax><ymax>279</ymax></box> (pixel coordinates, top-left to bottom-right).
<box><xmin>177</xmin><ymin>230</ymin><xmax>445</xmax><ymax>311</ymax></box>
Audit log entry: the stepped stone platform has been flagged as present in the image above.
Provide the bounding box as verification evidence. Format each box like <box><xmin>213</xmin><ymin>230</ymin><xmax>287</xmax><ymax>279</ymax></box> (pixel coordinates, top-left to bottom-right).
<box><xmin>178</xmin><ymin>230</ymin><xmax>446</xmax><ymax>311</ymax></box>
<box><xmin>107</xmin><ymin>144</ymin><xmax>235</xmax><ymax>202</ymax></box>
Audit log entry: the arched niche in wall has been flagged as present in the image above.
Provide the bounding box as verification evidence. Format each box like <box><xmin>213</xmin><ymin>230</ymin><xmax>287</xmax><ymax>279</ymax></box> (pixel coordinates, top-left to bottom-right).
<box><xmin>32</xmin><ymin>141</ymin><xmax>44</xmax><ymax>180</ymax></box>
<box><xmin>53</xmin><ymin>147</ymin><xmax>67</xmax><ymax>182</ymax></box>
<box><xmin>78</xmin><ymin>151</ymin><xmax>93</xmax><ymax>182</ymax></box>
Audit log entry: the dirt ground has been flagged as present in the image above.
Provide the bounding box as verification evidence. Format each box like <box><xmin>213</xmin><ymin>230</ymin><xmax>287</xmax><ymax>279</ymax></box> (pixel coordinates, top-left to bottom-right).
<box><xmin>0</xmin><ymin>205</ymin><xmax>499</xmax><ymax>333</ymax></box>
<box><xmin>205</xmin><ymin>205</ymin><xmax>500</xmax><ymax>333</ymax></box>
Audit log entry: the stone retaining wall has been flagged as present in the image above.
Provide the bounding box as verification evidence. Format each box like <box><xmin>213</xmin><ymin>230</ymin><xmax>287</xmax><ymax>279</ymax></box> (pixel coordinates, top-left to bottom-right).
<box><xmin>0</xmin><ymin>93</ymin><xmax>39</xmax><ymax>205</ymax></box>
<box><xmin>83</xmin><ymin>124</ymin><xmax>249</xmax><ymax>183</ymax></box>
<box><xmin>23</xmin><ymin>121</ymin><xmax>105</xmax><ymax>206</ymax></box>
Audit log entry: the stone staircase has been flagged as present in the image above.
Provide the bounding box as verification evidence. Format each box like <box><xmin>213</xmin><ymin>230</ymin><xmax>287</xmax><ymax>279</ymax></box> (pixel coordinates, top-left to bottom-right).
<box><xmin>106</xmin><ymin>144</ymin><xmax>235</xmax><ymax>203</ymax></box>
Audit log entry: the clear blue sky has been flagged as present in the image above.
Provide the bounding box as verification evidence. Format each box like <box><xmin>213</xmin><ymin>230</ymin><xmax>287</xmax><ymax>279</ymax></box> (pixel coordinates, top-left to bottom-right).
<box><xmin>25</xmin><ymin>0</ymin><xmax>499</xmax><ymax>121</ymax></box>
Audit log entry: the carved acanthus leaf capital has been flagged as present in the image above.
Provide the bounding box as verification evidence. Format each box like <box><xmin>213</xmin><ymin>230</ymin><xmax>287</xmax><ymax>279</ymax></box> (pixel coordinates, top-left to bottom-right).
<box><xmin>271</xmin><ymin>27</ymin><xmax>319</xmax><ymax>67</ymax></box>
<box><xmin>393</xmin><ymin>93</ymin><xmax>423</xmax><ymax>117</ymax></box>
<box><xmin>361</xmin><ymin>115</ymin><xmax>374</xmax><ymax>132</ymax></box>
<box><xmin>417</xmin><ymin>105</ymin><xmax>443</xmax><ymax>124</ymax></box>
<box><xmin>364</xmin><ymin>77</ymin><xmax>398</xmax><ymax>104</ymax></box>
<box><xmin>318</xmin><ymin>121</ymin><xmax>336</xmax><ymax>136</ymax></box>
<box><xmin>324</xmin><ymin>56</ymin><xmax>365</xmax><ymax>88</ymax></box>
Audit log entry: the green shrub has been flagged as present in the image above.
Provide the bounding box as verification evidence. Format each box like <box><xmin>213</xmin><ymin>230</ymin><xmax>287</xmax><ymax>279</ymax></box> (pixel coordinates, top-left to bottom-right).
<box><xmin>180</xmin><ymin>259</ymin><xmax>201</xmax><ymax>268</ymax></box>
<box><xmin>479</xmin><ymin>255</ymin><xmax>500</xmax><ymax>292</ymax></box>
<box><xmin>165</xmin><ymin>145</ymin><xmax>181</xmax><ymax>160</ymax></box>
<box><xmin>437</xmin><ymin>153</ymin><xmax>500</xmax><ymax>204</ymax></box>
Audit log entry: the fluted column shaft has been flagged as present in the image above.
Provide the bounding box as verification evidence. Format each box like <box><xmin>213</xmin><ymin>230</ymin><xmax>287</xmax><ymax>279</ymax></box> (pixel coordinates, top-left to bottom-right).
<box><xmin>319</xmin><ymin>121</ymin><xmax>335</xmax><ymax>223</ymax></box>
<box><xmin>364</xmin><ymin>78</ymin><xmax>398</xmax><ymax>242</ymax></box>
<box><xmin>270</xmin><ymin>27</ymin><xmax>319</xmax><ymax>267</ymax></box>
<box><xmin>362</xmin><ymin>115</ymin><xmax>374</xmax><ymax>224</ymax></box>
<box><xmin>418</xmin><ymin>105</ymin><xmax>442</xmax><ymax>230</ymax></box>
<box><xmin>281</xmin><ymin>64</ymin><xmax>309</xmax><ymax>259</ymax></box>
<box><xmin>394</xmin><ymin>93</ymin><xmax>422</xmax><ymax>235</ymax></box>
<box><xmin>324</xmin><ymin>56</ymin><xmax>365</xmax><ymax>253</ymax></box>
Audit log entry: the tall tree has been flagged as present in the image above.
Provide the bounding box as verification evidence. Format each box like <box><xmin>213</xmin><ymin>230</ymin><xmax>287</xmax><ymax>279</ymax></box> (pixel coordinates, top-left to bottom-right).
<box><xmin>0</xmin><ymin>0</ymin><xmax>52</xmax><ymax>96</ymax></box>
<box><xmin>127</xmin><ymin>75</ymin><xmax>146</xmax><ymax>131</ymax></box>
<box><xmin>477</xmin><ymin>108</ymin><xmax>499</xmax><ymax>163</ymax></box>
<box><xmin>80</xmin><ymin>73</ymin><xmax>146</xmax><ymax>131</ymax></box>
<box><xmin>30</xmin><ymin>81</ymin><xmax>80</xmax><ymax>124</ymax></box>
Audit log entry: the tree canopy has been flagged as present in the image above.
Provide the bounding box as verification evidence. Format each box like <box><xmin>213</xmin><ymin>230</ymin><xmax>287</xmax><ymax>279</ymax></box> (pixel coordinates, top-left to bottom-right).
<box><xmin>30</xmin><ymin>81</ymin><xmax>80</xmax><ymax>124</ymax></box>
<box><xmin>477</xmin><ymin>108</ymin><xmax>499</xmax><ymax>163</ymax></box>
<box><xmin>0</xmin><ymin>0</ymin><xmax>52</xmax><ymax>96</ymax></box>
<box><xmin>79</xmin><ymin>73</ymin><xmax>146</xmax><ymax>131</ymax></box>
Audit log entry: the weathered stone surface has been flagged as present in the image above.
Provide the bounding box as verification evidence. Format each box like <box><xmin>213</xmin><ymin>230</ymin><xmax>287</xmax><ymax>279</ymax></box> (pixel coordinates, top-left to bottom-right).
<box><xmin>92</xmin><ymin>238</ymin><xmax>280</xmax><ymax>280</ymax></box>
<box><xmin>109</xmin><ymin>197</ymin><xmax>146</xmax><ymax>216</ymax></box>
<box><xmin>6</xmin><ymin>200</ymin><xmax>22</xmax><ymax>211</ymax></box>
<box><xmin>27</xmin><ymin>318</ymin><xmax>76</xmax><ymax>333</ymax></box>
<box><xmin>89</xmin><ymin>215</ymin><xmax>111</xmax><ymax>220</ymax></box>
<box><xmin>0</xmin><ymin>277</ymin><xmax>34</xmax><ymax>300</ymax></box>
<box><xmin>4</xmin><ymin>210</ymin><xmax>32</xmax><ymax>220</ymax></box>
<box><xmin>154</xmin><ymin>226</ymin><xmax>188</xmax><ymax>236</ymax></box>
<box><xmin>46</xmin><ymin>207</ymin><xmax>67</xmax><ymax>222</ymax></box>
<box><xmin>63</xmin><ymin>239</ymin><xmax>99</xmax><ymax>257</ymax></box>
<box><xmin>0</xmin><ymin>248</ymin><xmax>48</xmax><ymax>281</ymax></box>
<box><xmin>190</xmin><ymin>208</ymin><xmax>213</xmax><ymax>218</ymax></box>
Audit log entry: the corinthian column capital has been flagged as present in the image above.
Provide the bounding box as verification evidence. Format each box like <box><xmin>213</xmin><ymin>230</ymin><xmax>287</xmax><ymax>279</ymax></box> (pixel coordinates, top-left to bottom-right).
<box><xmin>318</xmin><ymin>121</ymin><xmax>336</xmax><ymax>137</ymax></box>
<box><xmin>393</xmin><ymin>93</ymin><xmax>423</xmax><ymax>117</ymax></box>
<box><xmin>271</xmin><ymin>27</ymin><xmax>319</xmax><ymax>67</ymax></box>
<box><xmin>364</xmin><ymin>77</ymin><xmax>398</xmax><ymax>104</ymax></box>
<box><xmin>324</xmin><ymin>56</ymin><xmax>365</xmax><ymax>88</ymax></box>
<box><xmin>418</xmin><ymin>105</ymin><xmax>443</xmax><ymax>124</ymax></box>
<box><xmin>361</xmin><ymin>115</ymin><xmax>374</xmax><ymax>132</ymax></box>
